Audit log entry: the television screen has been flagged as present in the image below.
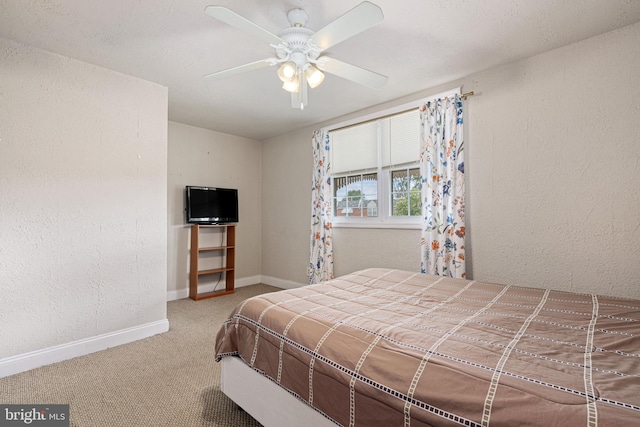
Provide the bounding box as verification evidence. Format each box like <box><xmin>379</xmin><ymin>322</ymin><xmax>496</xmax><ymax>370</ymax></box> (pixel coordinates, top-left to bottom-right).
<box><xmin>185</xmin><ymin>186</ymin><xmax>238</xmax><ymax>224</ymax></box>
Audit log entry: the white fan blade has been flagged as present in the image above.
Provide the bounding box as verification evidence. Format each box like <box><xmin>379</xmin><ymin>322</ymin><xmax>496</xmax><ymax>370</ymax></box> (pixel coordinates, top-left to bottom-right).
<box><xmin>317</xmin><ymin>57</ymin><xmax>387</xmax><ymax>89</ymax></box>
<box><xmin>204</xmin><ymin>5</ymin><xmax>283</xmax><ymax>45</ymax></box>
<box><xmin>310</xmin><ymin>2</ymin><xmax>383</xmax><ymax>50</ymax></box>
<box><xmin>203</xmin><ymin>59</ymin><xmax>275</xmax><ymax>80</ymax></box>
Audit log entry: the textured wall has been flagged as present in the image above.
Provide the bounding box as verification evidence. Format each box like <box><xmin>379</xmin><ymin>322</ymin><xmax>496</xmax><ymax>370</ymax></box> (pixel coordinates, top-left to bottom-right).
<box><xmin>464</xmin><ymin>22</ymin><xmax>640</xmax><ymax>298</ymax></box>
<box><xmin>261</xmin><ymin>128</ymin><xmax>313</xmax><ymax>284</ymax></box>
<box><xmin>0</xmin><ymin>38</ymin><xmax>168</xmax><ymax>358</ymax></box>
<box><xmin>261</xmin><ymin>21</ymin><xmax>640</xmax><ymax>298</ymax></box>
<box><xmin>167</xmin><ymin>121</ymin><xmax>262</xmax><ymax>296</ymax></box>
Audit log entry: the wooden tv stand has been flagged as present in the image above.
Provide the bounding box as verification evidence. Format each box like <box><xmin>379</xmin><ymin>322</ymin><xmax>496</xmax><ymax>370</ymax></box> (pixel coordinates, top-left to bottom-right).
<box><xmin>189</xmin><ymin>224</ymin><xmax>235</xmax><ymax>300</ymax></box>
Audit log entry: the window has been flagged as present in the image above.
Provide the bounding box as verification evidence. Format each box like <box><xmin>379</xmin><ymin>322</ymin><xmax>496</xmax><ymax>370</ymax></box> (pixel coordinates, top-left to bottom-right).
<box><xmin>329</xmin><ymin>108</ymin><xmax>421</xmax><ymax>228</ymax></box>
<box><xmin>333</xmin><ymin>173</ymin><xmax>377</xmax><ymax>217</ymax></box>
<box><xmin>391</xmin><ymin>167</ymin><xmax>421</xmax><ymax>216</ymax></box>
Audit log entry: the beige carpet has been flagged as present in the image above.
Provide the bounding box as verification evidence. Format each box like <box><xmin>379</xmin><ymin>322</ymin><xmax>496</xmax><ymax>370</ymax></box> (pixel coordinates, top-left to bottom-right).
<box><xmin>0</xmin><ymin>284</ymin><xmax>280</xmax><ymax>427</ymax></box>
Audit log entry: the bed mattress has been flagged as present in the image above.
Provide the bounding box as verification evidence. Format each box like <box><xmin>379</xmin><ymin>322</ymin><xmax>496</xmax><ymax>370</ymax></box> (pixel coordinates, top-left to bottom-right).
<box><xmin>215</xmin><ymin>268</ymin><xmax>640</xmax><ymax>426</ymax></box>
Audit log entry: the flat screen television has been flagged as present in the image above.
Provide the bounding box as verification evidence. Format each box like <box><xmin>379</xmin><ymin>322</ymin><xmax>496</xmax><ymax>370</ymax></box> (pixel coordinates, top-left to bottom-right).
<box><xmin>185</xmin><ymin>186</ymin><xmax>238</xmax><ymax>224</ymax></box>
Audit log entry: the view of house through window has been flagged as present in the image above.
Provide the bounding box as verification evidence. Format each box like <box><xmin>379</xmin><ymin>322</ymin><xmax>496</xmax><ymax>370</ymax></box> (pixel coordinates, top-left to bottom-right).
<box><xmin>333</xmin><ymin>173</ymin><xmax>378</xmax><ymax>217</ymax></box>
<box><xmin>329</xmin><ymin>108</ymin><xmax>421</xmax><ymax>225</ymax></box>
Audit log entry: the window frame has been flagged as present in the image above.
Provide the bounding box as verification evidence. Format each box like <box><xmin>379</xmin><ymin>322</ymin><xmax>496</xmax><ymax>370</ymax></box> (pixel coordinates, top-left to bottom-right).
<box><xmin>324</xmin><ymin>89</ymin><xmax>461</xmax><ymax>229</ymax></box>
<box><xmin>390</xmin><ymin>166</ymin><xmax>422</xmax><ymax>218</ymax></box>
<box><xmin>327</xmin><ymin>103</ymin><xmax>422</xmax><ymax>229</ymax></box>
<box><xmin>331</xmin><ymin>167</ymin><xmax>422</xmax><ymax>229</ymax></box>
<box><xmin>332</xmin><ymin>172</ymin><xmax>379</xmax><ymax>219</ymax></box>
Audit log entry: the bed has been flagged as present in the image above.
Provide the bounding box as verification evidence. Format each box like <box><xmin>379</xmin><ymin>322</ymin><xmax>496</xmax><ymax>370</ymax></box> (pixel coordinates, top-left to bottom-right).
<box><xmin>214</xmin><ymin>268</ymin><xmax>640</xmax><ymax>426</ymax></box>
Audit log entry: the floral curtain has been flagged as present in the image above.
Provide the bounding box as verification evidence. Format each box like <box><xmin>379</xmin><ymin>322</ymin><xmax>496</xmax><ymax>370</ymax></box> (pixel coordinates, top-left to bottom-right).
<box><xmin>420</xmin><ymin>95</ymin><xmax>466</xmax><ymax>278</ymax></box>
<box><xmin>309</xmin><ymin>130</ymin><xmax>334</xmax><ymax>284</ymax></box>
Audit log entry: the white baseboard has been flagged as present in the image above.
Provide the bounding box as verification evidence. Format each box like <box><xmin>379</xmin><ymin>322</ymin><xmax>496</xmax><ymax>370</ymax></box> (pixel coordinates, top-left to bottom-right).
<box><xmin>260</xmin><ymin>275</ymin><xmax>307</xmax><ymax>290</ymax></box>
<box><xmin>166</xmin><ymin>275</ymin><xmax>263</xmax><ymax>301</ymax></box>
<box><xmin>0</xmin><ymin>319</ymin><xmax>169</xmax><ymax>379</ymax></box>
<box><xmin>1</xmin><ymin>273</ymin><xmax>305</xmax><ymax>379</ymax></box>
<box><xmin>235</xmin><ymin>275</ymin><xmax>262</xmax><ymax>289</ymax></box>
<box><xmin>167</xmin><ymin>287</ymin><xmax>188</xmax><ymax>301</ymax></box>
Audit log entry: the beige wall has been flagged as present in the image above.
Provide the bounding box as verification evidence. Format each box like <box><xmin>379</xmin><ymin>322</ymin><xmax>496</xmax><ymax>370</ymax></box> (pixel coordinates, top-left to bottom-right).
<box><xmin>260</xmin><ymin>128</ymin><xmax>314</xmax><ymax>286</ymax></box>
<box><xmin>167</xmin><ymin>122</ymin><xmax>262</xmax><ymax>299</ymax></box>
<box><xmin>0</xmin><ymin>38</ymin><xmax>168</xmax><ymax>360</ymax></box>
<box><xmin>261</xmin><ymin>21</ymin><xmax>640</xmax><ymax>298</ymax></box>
<box><xmin>465</xmin><ymin>21</ymin><xmax>640</xmax><ymax>297</ymax></box>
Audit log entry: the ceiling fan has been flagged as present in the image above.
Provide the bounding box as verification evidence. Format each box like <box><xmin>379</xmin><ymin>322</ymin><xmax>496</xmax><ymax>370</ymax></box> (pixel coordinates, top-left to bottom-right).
<box><xmin>203</xmin><ymin>2</ymin><xmax>388</xmax><ymax>110</ymax></box>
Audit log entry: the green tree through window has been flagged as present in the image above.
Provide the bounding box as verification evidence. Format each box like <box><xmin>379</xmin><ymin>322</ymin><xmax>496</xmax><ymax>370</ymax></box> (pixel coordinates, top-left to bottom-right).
<box><xmin>391</xmin><ymin>168</ymin><xmax>421</xmax><ymax>216</ymax></box>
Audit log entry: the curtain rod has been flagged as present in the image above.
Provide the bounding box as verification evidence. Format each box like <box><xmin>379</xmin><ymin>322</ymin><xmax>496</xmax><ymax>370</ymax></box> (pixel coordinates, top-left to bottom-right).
<box><xmin>461</xmin><ymin>91</ymin><xmax>474</xmax><ymax>100</ymax></box>
<box><xmin>327</xmin><ymin>91</ymin><xmax>475</xmax><ymax>133</ymax></box>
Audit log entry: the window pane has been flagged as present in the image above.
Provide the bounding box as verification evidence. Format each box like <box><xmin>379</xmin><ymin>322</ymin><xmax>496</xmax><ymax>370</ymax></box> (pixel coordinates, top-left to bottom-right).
<box><xmin>333</xmin><ymin>173</ymin><xmax>377</xmax><ymax>217</ymax></box>
<box><xmin>333</xmin><ymin>176</ymin><xmax>347</xmax><ymax>216</ymax></box>
<box><xmin>391</xmin><ymin>168</ymin><xmax>421</xmax><ymax>216</ymax></box>
<box><xmin>391</xmin><ymin>169</ymin><xmax>408</xmax><ymax>216</ymax></box>
<box><xmin>408</xmin><ymin>168</ymin><xmax>421</xmax><ymax>216</ymax></box>
<box><xmin>362</xmin><ymin>173</ymin><xmax>378</xmax><ymax>218</ymax></box>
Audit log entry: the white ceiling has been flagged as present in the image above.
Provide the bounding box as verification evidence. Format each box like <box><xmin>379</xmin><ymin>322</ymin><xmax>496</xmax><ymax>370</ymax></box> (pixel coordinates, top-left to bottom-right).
<box><xmin>2</xmin><ymin>1</ymin><xmax>640</xmax><ymax>140</ymax></box>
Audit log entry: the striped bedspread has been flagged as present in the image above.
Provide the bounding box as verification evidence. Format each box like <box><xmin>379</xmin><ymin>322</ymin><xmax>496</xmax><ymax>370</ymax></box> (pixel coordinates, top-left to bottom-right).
<box><xmin>215</xmin><ymin>268</ymin><xmax>640</xmax><ymax>426</ymax></box>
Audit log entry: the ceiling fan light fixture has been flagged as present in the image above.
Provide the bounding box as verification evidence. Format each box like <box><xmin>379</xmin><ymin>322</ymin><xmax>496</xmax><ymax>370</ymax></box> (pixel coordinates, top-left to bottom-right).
<box><xmin>282</xmin><ymin>77</ymin><xmax>300</xmax><ymax>93</ymax></box>
<box><xmin>277</xmin><ymin>61</ymin><xmax>298</xmax><ymax>82</ymax></box>
<box><xmin>204</xmin><ymin>3</ymin><xmax>388</xmax><ymax>109</ymax></box>
<box><xmin>305</xmin><ymin>65</ymin><xmax>325</xmax><ymax>89</ymax></box>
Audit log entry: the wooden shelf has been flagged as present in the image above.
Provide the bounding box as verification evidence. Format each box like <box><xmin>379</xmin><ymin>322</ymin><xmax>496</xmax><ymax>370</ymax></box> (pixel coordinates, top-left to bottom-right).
<box><xmin>192</xmin><ymin>289</ymin><xmax>235</xmax><ymax>300</ymax></box>
<box><xmin>189</xmin><ymin>224</ymin><xmax>236</xmax><ymax>301</ymax></box>
<box><xmin>197</xmin><ymin>267</ymin><xmax>234</xmax><ymax>276</ymax></box>
<box><xmin>199</xmin><ymin>246</ymin><xmax>233</xmax><ymax>252</ymax></box>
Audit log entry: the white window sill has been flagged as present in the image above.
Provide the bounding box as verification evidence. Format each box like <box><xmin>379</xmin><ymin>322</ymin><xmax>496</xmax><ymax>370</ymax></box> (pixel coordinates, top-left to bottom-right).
<box><xmin>331</xmin><ymin>220</ymin><xmax>421</xmax><ymax>230</ymax></box>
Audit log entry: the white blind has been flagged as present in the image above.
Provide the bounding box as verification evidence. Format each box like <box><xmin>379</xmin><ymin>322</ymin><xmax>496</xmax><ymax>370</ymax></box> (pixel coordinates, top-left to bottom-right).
<box><xmin>381</xmin><ymin>109</ymin><xmax>420</xmax><ymax>167</ymax></box>
<box><xmin>330</xmin><ymin>109</ymin><xmax>420</xmax><ymax>174</ymax></box>
<box><xmin>330</xmin><ymin>121</ymin><xmax>378</xmax><ymax>174</ymax></box>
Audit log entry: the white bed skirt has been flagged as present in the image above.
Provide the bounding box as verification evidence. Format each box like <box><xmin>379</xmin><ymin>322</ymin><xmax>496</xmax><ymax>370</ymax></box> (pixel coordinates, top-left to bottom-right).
<box><xmin>220</xmin><ymin>356</ymin><xmax>338</xmax><ymax>427</ymax></box>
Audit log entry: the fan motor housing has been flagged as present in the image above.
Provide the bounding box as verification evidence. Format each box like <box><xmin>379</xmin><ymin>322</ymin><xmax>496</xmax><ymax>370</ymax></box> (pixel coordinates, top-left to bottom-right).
<box><xmin>278</xmin><ymin>27</ymin><xmax>317</xmax><ymax>50</ymax></box>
